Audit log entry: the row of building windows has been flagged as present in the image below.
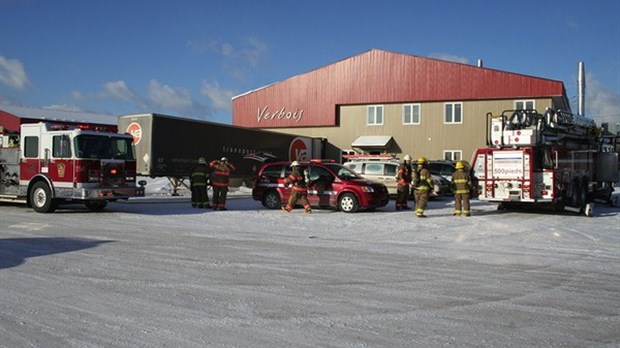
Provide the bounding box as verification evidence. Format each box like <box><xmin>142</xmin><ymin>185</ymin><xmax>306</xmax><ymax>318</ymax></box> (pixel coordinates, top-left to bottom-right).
<box><xmin>366</xmin><ymin>100</ymin><xmax>536</xmax><ymax>126</ymax></box>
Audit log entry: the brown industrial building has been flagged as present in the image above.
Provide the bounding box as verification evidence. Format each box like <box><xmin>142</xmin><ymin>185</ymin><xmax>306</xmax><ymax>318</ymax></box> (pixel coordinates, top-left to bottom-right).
<box><xmin>232</xmin><ymin>49</ymin><xmax>570</xmax><ymax>162</ymax></box>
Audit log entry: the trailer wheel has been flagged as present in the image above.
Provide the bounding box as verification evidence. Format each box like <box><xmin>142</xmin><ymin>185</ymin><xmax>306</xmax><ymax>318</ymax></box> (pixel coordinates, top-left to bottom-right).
<box><xmin>338</xmin><ymin>193</ymin><xmax>359</xmax><ymax>213</ymax></box>
<box><xmin>570</xmin><ymin>181</ymin><xmax>581</xmax><ymax>207</ymax></box>
<box><xmin>263</xmin><ymin>191</ymin><xmax>281</xmax><ymax>209</ymax></box>
<box><xmin>30</xmin><ymin>181</ymin><xmax>57</xmax><ymax>213</ymax></box>
<box><xmin>85</xmin><ymin>200</ymin><xmax>108</xmax><ymax>211</ymax></box>
<box><xmin>579</xmin><ymin>178</ymin><xmax>588</xmax><ymax>212</ymax></box>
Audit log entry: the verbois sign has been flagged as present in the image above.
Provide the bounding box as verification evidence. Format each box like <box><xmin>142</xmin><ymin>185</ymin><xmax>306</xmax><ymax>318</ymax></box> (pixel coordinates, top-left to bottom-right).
<box><xmin>233</xmin><ymin>102</ymin><xmax>336</xmax><ymax>128</ymax></box>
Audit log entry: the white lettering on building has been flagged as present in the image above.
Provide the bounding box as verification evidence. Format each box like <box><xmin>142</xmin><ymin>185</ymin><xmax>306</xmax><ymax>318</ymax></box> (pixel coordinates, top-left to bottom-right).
<box><xmin>257</xmin><ymin>106</ymin><xmax>304</xmax><ymax>123</ymax></box>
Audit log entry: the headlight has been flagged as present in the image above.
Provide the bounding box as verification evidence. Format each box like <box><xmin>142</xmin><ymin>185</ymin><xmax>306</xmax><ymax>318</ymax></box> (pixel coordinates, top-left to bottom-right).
<box><xmin>361</xmin><ymin>186</ymin><xmax>375</xmax><ymax>193</ymax></box>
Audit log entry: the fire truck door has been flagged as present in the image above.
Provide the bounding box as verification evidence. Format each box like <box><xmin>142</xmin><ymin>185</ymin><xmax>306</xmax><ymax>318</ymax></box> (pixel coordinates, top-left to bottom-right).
<box><xmin>19</xmin><ymin>135</ymin><xmax>41</xmax><ymax>181</ymax></box>
<box><xmin>48</xmin><ymin>135</ymin><xmax>74</xmax><ymax>185</ymax></box>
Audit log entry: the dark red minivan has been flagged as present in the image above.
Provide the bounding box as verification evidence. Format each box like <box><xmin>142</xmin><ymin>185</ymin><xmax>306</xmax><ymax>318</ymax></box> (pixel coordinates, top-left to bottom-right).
<box><xmin>252</xmin><ymin>160</ymin><xmax>389</xmax><ymax>213</ymax></box>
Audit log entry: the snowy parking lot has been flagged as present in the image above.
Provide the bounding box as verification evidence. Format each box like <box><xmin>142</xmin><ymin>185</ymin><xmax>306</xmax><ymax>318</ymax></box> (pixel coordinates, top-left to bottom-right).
<box><xmin>1</xmin><ymin>187</ymin><xmax>619</xmax><ymax>347</ymax></box>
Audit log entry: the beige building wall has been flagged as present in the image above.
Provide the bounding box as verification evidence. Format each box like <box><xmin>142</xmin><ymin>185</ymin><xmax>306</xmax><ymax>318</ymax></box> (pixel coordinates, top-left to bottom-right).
<box><xmin>270</xmin><ymin>98</ymin><xmax>554</xmax><ymax>162</ymax></box>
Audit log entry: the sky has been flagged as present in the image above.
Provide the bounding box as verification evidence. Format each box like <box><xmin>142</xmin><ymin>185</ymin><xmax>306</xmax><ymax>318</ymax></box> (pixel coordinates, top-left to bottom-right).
<box><xmin>0</xmin><ymin>0</ymin><xmax>619</xmax><ymax>126</ymax></box>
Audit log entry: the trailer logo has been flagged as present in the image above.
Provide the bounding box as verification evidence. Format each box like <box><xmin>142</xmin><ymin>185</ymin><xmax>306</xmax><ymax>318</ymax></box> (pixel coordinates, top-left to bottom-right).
<box><xmin>289</xmin><ymin>137</ymin><xmax>311</xmax><ymax>161</ymax></box>
<box><xmin>126</xmin><ymin>122</ymin><xmax>142</xmax><ymax>145</ymax></box>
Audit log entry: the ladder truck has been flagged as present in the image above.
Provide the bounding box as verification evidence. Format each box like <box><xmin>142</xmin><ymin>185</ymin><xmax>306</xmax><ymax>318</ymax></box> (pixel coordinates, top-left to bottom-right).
<box><xmin>470</xmin><ymin>108</ymin><xmax>618</xmax><ymax>216</ymax></box>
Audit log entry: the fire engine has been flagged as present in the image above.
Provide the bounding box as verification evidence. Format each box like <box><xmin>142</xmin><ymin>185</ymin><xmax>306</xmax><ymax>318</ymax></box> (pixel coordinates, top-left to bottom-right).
<box><xmin>0</xmin><ymin>122</ymin><xmax>145</xmax><ymax>213</ymax></box>
<box><xmin>471</xmin><ymin>108</ymin><xmax>618</xmax><ymax>216</ymax></box>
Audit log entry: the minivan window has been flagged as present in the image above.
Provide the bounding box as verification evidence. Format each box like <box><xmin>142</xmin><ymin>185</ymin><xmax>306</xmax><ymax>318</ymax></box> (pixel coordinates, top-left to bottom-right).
<box><xmin>385</xmin><ymin>164</ymin><xmax>397</xmax><ymax>176</ymax></box>
<box><xmin>365</xmin><ymin>163</ymin><xmax>384</xmax><ymax>175</ymax></box>
<box><xmin>307</xmin><ymin>166</ymin><xmax>331</xmax><ymax>181</ymax></box>
<box><xmin>261</xmin><ymin>164</ymin><xmax>285</xmax><ymax>178</ymax></box>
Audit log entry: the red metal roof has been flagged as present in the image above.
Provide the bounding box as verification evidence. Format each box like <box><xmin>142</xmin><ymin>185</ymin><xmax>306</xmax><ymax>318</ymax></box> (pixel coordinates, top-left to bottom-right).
<box><xmin>233</xmin><ymin>49</ymin><xmax>567</xmax><ymax>128</ymax></box>
<box><xmin>1</xmin><ymin>108</ymin><xmax>118</xmax><ymax>133</ymax></box>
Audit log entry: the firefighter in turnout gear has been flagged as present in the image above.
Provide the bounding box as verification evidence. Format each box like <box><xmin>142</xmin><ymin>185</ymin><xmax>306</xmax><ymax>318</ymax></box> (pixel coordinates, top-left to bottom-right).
<box><xmin>414</xmin><ymin>157</ymin><xmax>434</xmax><ymax>217</ymax></box>
<box><xmin>209</xmin><ymin>157</ymin><xmax>236</xmax><ymax>210</ymax></box>
<box><xmin>282</xmin><ymin>161</ymin><xmax>312</xmax><ymax>213</ymax></box>
<box><xmin>395</xmin><ymin>155</ymin><xmax>413</xmax><ymax>210</ymax></box>
<box><xmin>190</xmin><ymin>157</ymin><xmax>211</xmax><ymax>208</ymax></box>
<box><xmin>452</xmin><ymin>161</ymin><xmax>472</xmax><ymax>216</ymax></box>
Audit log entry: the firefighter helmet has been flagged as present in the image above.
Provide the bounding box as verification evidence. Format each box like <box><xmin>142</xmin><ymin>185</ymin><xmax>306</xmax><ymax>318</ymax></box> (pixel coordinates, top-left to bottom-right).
<box><xmin>290</xmin><ymin>161</ymin><xmax>300</xmax><ymax>167</ymax></box>
<box><xmin>198</xmin><ymin>157</ymin><xmax>206</xmax><ymax>164</ymax></box>
<box><xmin>403</xmin><ymin>155</ymin><xmax>412</xmax><ymax>162</ymax></box>
<box><xmin>417</xmin><ymin>157</ymin><xmax>427</xmax><ymax>165</ymax></box>
<box><xmin>455</xmin><ymin>161</ymin><xmax>465</xmax><ymax>170</ymax></box>
<box><xmin>221</xmin><ymin>157</ymin><xmax>228</xmax><ymax>162</ymax></box>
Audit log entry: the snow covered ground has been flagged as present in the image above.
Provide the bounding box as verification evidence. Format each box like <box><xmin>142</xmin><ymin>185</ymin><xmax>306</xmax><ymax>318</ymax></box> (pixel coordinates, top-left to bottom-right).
<box><xmin>1</xmin><ymin>178</ymin><xmax>619</xmax><ymax>347</ymax></box>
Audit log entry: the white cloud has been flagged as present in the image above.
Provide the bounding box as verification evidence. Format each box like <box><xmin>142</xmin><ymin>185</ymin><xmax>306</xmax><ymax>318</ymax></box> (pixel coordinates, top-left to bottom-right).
<box><xmin>187</xmin><ymin>37</ymin><xmax>268</xmax><ymax>68</ymax></box>
<box><xmin>427</xmin><ymin>52</ymin><xmax>470</xmax><ymax>65</ymax></box>
<box><xmin>238</xmin><ymin>37</ymin><xmax>267</xmax><ymax>68</ymax></box>
<box><xmin>43</xmin><ymin>104</ymin><xmax>84</xmax><ymax>112</ymax></box>
<box><xmin>200</xmin><ymin>80</ymin><xmax>236</xmax><ymax>110</ymax></box>
<box><xmin>148</xmin><ymin>79</ymin><xmax>194</xmax><ymax>110</ymax></box>
<box><xmin>585</xmin><ymin>73</ymin><xmax>620</xmax><ymax>125</ymax></box>
<box><xmin>0</xmin><ymin>55</ymin><xmax>30</xmax><ymax>91</ymax></box>
<box><xmin>103</xmin><ymin>80</ymin><xmax>141</xmax><ymax>101</ymax></box>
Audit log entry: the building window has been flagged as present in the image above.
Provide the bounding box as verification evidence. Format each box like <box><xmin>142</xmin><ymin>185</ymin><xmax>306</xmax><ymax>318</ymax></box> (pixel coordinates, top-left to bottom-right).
<box><xmin>403</xmin><ymin>104</ymin><xmax>421</xmax><ymax>125</ymax></box>
<box><xmin>444</xmin><ymin>102</ymin><xmax>462</xmax><ymax>124</ymax></box>
<box><xmin>443</xmin><ymin>150</ymin><xmax>462</xmax><ymax>161</ymax></box>
<box><xmin>515</xmin><ymin>100</ymin><xmax>535</xmax><ymax>110</ymax></box>
<box><xmin>367</xmin><ymin>105</ymin><xmax>383</xmax><ymax>125</ymax></box>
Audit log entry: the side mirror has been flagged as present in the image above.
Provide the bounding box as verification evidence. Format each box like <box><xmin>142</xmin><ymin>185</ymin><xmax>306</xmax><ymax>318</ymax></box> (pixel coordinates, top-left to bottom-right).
<box><xmin>138</xmin><ymin>180</ymin><xmax>147</xmax><ymax>187</ymax></box>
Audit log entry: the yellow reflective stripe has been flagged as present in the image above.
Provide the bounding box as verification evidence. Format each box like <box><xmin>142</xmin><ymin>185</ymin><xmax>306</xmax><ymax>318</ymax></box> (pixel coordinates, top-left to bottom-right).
<box><xmin>455</xmin><ymin>189</ymin><xmax>469</xmax><ymax>194</ymax></box>
<box><xmin>453</xmin><ymin>179</ymin><xmax>468</xmax><ymax>184</ymax></box>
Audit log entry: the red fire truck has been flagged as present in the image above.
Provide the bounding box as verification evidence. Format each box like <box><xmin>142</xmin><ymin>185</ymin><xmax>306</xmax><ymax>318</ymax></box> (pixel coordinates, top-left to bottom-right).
<box><xmin>471</xmin><ymin>108</ymin><xmax>618</xmax><ymax>216</ymax></box>
<box><xmin>0</xmin><ymin>122</ymin><xmax>145</xmax><ymax>213</ymax></box>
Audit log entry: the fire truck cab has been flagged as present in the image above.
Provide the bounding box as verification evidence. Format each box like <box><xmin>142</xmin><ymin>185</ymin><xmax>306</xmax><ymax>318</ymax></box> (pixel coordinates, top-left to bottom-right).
<box><xmin>471</xmin><ymin>108</ymin><xmax>618</xmax><ymax>216</ymax></box>
<box><xmin>0</xmin><ymin>122</ymin><xmax>145</xmax><ymax>213</ymax></box>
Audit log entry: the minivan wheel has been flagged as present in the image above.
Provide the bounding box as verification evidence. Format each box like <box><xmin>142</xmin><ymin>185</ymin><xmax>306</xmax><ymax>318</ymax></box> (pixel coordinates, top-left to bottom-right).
<box><xmin>263</xmin><ymin>191</ymin><xmax>282</xmax><ymax>209</ymax></box>
<box><xmin>338</xmin><ymin>193</ymin><xmax>359</xmax><ymax>213</ymax></box>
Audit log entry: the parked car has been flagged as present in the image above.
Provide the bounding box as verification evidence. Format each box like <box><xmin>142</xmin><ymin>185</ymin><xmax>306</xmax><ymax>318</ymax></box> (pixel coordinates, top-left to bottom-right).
<box><xmin>427</xmin><ymin>160</ymin><xmax>478</xmax><ymax>198</ymax></box>
<box><xmin>427</xmin><ymin>160</ymin><xmax>458</xmax><ymax>181</ymax></box>
<box><xmin>343</xmin><ymin>159</ymin><xmax>452</xmax><ymax>197</ymax></box>
<box><xmin>252</xmin><ymin>160</ymin><xmax>390</xmax><ymax>213</ymax></box>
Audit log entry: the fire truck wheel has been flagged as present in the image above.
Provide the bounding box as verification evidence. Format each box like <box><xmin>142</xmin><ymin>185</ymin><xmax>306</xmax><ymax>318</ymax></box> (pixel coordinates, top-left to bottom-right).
<box><xmin>85</xmin><ymin>200</ymin><xmax>108</xmax><ymax>211</ymax></box>
<box><xmin>30</xmin><ymin>181</ymin><xmax>57</xmax><ymax>213</ymax></box>
<box><xmin>338</xmin><ymin>193</ymin><xmax>359</xmax><ymax>213</ymax></box>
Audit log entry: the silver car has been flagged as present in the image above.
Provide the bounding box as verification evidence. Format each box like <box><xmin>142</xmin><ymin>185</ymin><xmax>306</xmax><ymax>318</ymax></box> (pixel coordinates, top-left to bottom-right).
<box><xmin>343</xmin><ymin>159</ymin><xmax>452</xmax><ymax>197</ymax></box>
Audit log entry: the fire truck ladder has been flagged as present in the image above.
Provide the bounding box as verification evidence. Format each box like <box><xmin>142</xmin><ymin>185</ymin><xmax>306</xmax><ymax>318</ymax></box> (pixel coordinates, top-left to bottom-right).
<box><xmin>486</xmin><ymin>108</ymin><xmax>598</xmax><ymax>147</ymax></box>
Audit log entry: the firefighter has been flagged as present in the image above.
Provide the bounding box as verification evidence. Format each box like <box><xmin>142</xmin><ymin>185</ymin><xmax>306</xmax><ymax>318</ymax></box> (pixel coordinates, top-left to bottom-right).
<box><xmin>189</xmin><ymin>157</ymin><xmax>211</xmax><ymax>208</ymax></box>
<box><xmin>395</xmin><ymin>155</ymin><xmax>413</xmax><ymax>210</ymax></box>
<box><xmin>414</xmin><ymin>157</ymin><xmax>434</xmax><ymax>217</ymax></box>
<box><xmin>452</xmin><ymin>161</ymin><xmax>472</xmax><ymax>216</ymax></box>
<box><xmin>209</xmin><ymin>157</ymin><xmax>236</xmax><ymax>210</ymax></box>
<box><xmin>282</xmin><ymin>161</ymin><xmax>312</xmax><ymax>213</ymax></box>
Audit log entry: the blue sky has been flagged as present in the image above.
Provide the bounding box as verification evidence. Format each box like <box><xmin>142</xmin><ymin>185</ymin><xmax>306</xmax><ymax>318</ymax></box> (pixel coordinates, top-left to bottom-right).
<box><xmin>1</xmin><ymin>0</ymin><xmax>619</xmax><ymax>125</ymax></box>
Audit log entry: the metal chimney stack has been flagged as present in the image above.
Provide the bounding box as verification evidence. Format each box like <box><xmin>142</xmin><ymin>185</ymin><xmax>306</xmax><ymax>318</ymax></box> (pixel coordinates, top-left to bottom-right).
<box><xmin>578</xmin><ymin>61</ymin><xmax>585</xmax><ymax>116</ymax></box>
